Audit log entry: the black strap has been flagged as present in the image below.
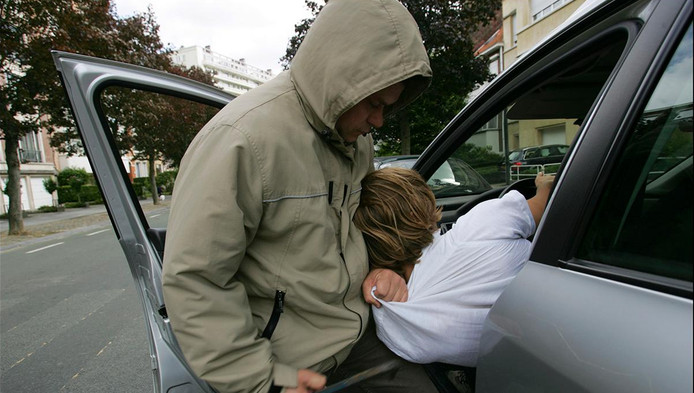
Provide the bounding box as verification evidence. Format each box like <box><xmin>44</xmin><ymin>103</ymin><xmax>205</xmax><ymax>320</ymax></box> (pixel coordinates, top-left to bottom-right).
<box><xmin>261</xmin><ymin>290</ymin><xmax>286</xmax><ymax>339</ymax></box>
<box><xmin>268</xmin><ymin>383</ymin><xmax>282</xmax><ymax>393</ymax></box>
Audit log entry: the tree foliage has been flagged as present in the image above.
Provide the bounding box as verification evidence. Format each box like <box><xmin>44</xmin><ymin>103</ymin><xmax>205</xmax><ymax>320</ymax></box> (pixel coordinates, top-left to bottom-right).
<box><xmin>101</xmin><ymin>64</ymin><xmax>217</xmax><ymax>204</ymax></box>
<box><xmin>1</xmin><ymin>0</ymin><xmax>216</xmax><ymax>229</ymax></box>
<box><xmin>282</xmin><ymin>0</ymin><xmax>500</xmax><ymax>156</ymax></box>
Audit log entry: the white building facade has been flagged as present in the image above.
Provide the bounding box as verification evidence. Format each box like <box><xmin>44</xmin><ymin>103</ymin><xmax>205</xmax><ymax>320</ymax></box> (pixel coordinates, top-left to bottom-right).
<box><xmin>171</xmin><ymin>45</ymin><xmax>274</xmax><ymax>96</ymax></box>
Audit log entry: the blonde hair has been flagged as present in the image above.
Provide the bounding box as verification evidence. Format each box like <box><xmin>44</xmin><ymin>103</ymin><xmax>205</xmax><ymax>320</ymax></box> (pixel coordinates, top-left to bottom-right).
<box><xmin>355</xmin><ymin>167</ymin><xmax>442</xmax><ymax>274</ymax></box>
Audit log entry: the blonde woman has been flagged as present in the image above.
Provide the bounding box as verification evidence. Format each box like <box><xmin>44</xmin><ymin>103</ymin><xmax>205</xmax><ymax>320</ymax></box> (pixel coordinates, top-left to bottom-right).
<box><xmin>355</xmin><ymin>167</ymin><xmax>554</xmax><ymax>367</ymax></box>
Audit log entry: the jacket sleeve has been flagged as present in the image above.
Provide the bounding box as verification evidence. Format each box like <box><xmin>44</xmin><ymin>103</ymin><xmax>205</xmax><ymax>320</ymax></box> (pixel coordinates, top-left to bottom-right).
<box><xmin>162</xmin><ymin>124</ymin><xmax>297</xmax><ymax>393</ymax></box>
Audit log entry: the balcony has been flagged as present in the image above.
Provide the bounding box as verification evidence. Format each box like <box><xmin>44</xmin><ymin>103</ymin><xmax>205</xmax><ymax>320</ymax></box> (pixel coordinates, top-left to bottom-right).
<box><xmin>19</xmin><ymin>149</ymin><xmax>42</xmax><ymax>163</ymax></box>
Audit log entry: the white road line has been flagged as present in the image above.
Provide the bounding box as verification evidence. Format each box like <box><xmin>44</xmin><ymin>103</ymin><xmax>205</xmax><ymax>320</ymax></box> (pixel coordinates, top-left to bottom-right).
<box><xmin>26</xmin><ymin>242</ymin><xmax>64</xmax><ymax>254</ymax></box>
<box><xmin>149</xmin><ymin>214</ymin><xmax>161</xmax><ymax>218</ymax></box>
<box><xmin>86</xmin><ymin>229</ymin><xmax>110</xmax><ymax>237</ymax></box>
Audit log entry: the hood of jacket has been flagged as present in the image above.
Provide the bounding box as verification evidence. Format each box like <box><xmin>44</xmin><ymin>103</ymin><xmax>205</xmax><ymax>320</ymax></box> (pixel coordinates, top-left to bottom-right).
<box><xmin>290</xmin><ymin>0</ymin><xmax>432</xmax><ymax>143</ymax></box>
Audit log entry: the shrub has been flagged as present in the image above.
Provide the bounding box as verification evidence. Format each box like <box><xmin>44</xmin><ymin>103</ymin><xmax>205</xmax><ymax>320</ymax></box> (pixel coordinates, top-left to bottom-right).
<box><xmin>55</xmin><ymin>168</ymin><xmax>96</xmax><ymax>203</ymax></box>
<box><xmin>43</xmin><ymin>178</ymin><xmax>58</xmax><ymax>195</ymax></box>
<box><xmin>64</xmin><ymin>201</ymin><xmax>88</xmax><ymax>208</ymax></box>
<box><xmin>455</xmin><ymin>143</ymin><xmax>504</xmax><ymax>167</ymax></box>
<box><xmin>57</xmin><ymin>168</ymin><xmax>92</xmax><ymax>191</ymax></box>
<box><xmin>79</xmin><ymin>184</ymin><xmax>101</xmax><ymax>202</ymax></box>
<box><xmin>58</xmin><ymin>185</ymin><xmax>79</xmax><ymax>203</ymax></box>
<box><xmin>155</xmin><ymin>170</ymin><xmax>177</xmax><ymax>194</ymax></box>
<box><xmin>133</xmin><ymin>177</ymin><xmax>151</xmax><ymax>198</ymax></box>
<box><xmin>38</xmin><ymin>205</ymin><xmax>58</xmax><ymax>213</ymax></box>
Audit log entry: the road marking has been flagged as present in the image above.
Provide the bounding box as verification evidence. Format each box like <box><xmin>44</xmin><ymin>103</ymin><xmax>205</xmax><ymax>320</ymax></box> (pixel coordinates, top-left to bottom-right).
<box><xmin>149</xmin><ymin>214</ymin><xmax>161</xmax><ymax>218</ymax></box>
<box><xmin>26</xmin><ymin>242</ymin><xmax>64</xmax><ymax>254</ymax></box>
<box><xmin>96</xmin><ymin>341</ymin><xmax>112</xmax><ymax>356</ymax></box>
<box><xmin>86</xmin><ymin>229</ymin><xmax>109</xmax><ymax>237</ymax></box>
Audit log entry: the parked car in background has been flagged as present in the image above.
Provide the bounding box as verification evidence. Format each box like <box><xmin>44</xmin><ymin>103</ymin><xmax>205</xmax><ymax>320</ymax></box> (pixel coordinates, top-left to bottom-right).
<box><xmin>499</xmin><ymin>144</ymin><xmax>569</xmax><ymax>180</ymax></box>
<box><xmin>53</xmin><ymin>0</ymin><xmax>691</xmax><ymax>391</ymax></box>
<box><xmin>507</xmin><ymin>144</ymin><xmax>569</xmax><ymax>166</ymax></box>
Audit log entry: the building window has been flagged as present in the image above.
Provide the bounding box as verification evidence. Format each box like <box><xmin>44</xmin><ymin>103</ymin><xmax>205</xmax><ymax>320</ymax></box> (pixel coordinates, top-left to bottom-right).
<box><xmin>19</xmin><ymin>131</ymin><xmax>42</xmax><ymax>163</ymax></box>
<box><xmin>488</xmin><ymin>56</ymin><xmax>500</xmax><ymax>76</ymax></box>
<box><xmin>510</xmin><ymin>13</ymin><xmax>518</xmax><ymax>46</ymax></box>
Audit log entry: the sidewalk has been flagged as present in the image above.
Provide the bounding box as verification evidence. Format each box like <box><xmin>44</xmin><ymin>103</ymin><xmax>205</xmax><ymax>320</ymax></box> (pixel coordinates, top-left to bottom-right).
<box><xmin>0</xmin><ymin>198</ymin><xmax>170</xmax><ymax>252</ymax></box>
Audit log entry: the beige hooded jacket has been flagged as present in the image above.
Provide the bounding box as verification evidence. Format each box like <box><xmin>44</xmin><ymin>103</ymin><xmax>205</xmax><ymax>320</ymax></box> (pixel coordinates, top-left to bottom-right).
<box><xmin>162</xmin><ymin>1</ymin><xmax>431</xmax><ymax>392</ymax></box>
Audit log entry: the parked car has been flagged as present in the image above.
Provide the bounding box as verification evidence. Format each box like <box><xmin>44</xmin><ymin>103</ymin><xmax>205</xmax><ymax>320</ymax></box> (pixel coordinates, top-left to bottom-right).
<box><xmin>500</xmin><ymin>144</ymin><xmax>569</xmax><ymax>180</ymax></box>
<box><xmin>374</xmin><ymin>155</ymin><xmax>492</xmax><ymax>199</ymax></box>
<box><xmin>504</xmin><ymin>143</ymin><xmax>569</xmax><ymax>170</ymax></box>
<box><xmin>53</xmin><ymin>0</ymin><xmax>692</xmax><ymax>391</ymax></box>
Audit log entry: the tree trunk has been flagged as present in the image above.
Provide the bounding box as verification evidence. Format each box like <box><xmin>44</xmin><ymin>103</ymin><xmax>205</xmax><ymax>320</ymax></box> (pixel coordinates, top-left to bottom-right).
<box><xmin>4</xmin><ymin>134</ymin><xmax>25</xmax><ymax>234</ymax></box>
<box><xmin>399</xmin><ymin>110</ymin><xmax>411</xmax><ymax>155</ymax></box>
<box><xmin>148</xmin><ymin>155</ymin><xmax>160</xmax><ymax>205</ymax></box>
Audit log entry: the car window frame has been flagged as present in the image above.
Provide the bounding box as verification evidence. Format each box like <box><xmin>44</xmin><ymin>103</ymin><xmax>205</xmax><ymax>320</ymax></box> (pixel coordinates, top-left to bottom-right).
<box><xmin>416</xmin><ymin>19</ymin><xmax>640</xmax><ymax>221</ymax></box>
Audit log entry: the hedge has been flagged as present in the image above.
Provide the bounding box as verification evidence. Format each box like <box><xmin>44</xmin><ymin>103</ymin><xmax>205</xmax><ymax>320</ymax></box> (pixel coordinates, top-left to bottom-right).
<box><xmin>57</xmin><ymin>185</ymin><xmax>79</xmax><ymax>203</ymax></box>
<box><xmin>79</xmin><ymin>184</ymin><xmax>101</xmax><ymax>202</ymax></box>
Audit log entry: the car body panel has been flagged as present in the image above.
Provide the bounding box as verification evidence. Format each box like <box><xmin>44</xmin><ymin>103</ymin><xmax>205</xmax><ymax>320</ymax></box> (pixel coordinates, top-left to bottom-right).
<box><xmin>477</xmin><ymin>262</ymin><xmax>693</xmax><ymax>393</ymax></box>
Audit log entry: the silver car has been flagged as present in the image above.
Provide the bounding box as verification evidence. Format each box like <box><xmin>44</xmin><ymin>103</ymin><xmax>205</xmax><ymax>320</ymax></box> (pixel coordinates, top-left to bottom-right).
<box><xmin>54</xmin><ymin>0</ymin><xmax>691</xmax><ymax>391</ymax></box>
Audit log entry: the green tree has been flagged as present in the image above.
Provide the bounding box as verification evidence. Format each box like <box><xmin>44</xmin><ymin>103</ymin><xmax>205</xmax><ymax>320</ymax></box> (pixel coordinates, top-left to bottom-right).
<box><xmin>282</xmin><ymin>0</ymin><xmax>500</xmax><ymax>156</ymax></box>
<box><xmin>1</xmin><ymin>0</ymin><xmax>170</xmax><ymax>233</ymax></box>
<box><xmin>108</xmin><ymin>64</ymin><xmax>217</xmax><ymax>205</ymax></box>
<box><xmin>155</xmin><ymin>65</ymin><xmax>219</xmax><ymax>167</ymax></box>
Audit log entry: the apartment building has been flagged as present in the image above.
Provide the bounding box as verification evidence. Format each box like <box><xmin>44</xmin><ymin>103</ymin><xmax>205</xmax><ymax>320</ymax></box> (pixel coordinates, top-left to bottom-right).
<box><xmin>171</xmin><ymin>45</ymin><xmax>274</xmax><ymax>96</ymax></box>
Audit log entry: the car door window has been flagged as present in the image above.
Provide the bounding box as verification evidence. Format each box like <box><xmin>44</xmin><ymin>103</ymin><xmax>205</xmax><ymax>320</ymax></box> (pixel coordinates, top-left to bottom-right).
<box><xmin>577</xmin><ymin>24</ymin><xmax>693</xmax><ymax>282</ymax></box>
<box><xmin>99</xmin><ymin>86</ymin><xmax>220</xmax><ymax>227</ymax></box>
<box><xmin>447</xmin><ymin>30</ymin><xmax>630</xmax><ymax>188</ymax></box>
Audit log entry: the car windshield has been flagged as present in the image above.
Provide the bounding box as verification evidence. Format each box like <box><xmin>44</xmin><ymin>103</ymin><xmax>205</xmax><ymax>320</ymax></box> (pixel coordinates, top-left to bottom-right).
<box><xmin>377</xmin><ymin>157</ymin><xmax>491</xmax><ymax>197</ymax></box>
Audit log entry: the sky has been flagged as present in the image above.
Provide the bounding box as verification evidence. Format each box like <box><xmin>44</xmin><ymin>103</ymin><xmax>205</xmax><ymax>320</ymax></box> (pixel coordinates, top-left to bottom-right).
<box><xmin>111</xmin><ymin>0</ymin><xmax>314</xmax><ymax>75</ymax></box>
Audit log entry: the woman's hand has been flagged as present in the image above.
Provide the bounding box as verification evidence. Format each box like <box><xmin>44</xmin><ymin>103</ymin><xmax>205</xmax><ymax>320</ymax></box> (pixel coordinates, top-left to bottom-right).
<box><xmin>534</xmin><ymin>172</ymin><xmax>555</xmax><ymax>191</ymax></box>
<box><xmin>362</xmin><ymin>268</ymin><xmax>408</xmax><ymax>308</ymax></box>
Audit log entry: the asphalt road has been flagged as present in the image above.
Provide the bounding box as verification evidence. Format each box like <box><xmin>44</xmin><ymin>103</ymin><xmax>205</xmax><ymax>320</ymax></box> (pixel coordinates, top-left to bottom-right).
<box><xmin>0</xmin><ymin>207</ymin><xmax>170</xmax><ymax>392</ymax></box>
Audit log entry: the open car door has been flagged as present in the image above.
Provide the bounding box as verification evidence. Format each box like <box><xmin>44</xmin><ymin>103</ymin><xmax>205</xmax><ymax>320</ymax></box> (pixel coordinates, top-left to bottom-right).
<box><xmin>53</xmin><ymin>50</ymin><xmax>232</xmax><ymax>393</ymax></box>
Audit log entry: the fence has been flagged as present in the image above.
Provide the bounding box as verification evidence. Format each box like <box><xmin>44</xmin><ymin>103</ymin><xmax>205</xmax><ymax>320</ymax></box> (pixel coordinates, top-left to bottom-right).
<box><xmin>509</xmin><ymin>163</ymin><xmax>562</xmax><ymax>181</ymax></box>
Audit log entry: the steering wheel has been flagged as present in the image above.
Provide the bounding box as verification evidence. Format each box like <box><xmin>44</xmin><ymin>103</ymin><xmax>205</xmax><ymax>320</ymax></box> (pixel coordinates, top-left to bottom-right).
<box><xmin>498</xmin><ymin>178</ymin><xmax>536</xmax><ymax>199</ymax></box>
<box><xmin>451</xmin><ymin>178</ymin><xmax>537</xmax><ymax>224</ymax></box>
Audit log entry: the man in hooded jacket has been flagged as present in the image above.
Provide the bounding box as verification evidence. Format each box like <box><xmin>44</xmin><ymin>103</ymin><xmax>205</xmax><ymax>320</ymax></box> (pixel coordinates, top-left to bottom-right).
<box><xmin>162</xmin><ymin>0</ymin><xmax>436</xmax><ymax>392</ymax></box>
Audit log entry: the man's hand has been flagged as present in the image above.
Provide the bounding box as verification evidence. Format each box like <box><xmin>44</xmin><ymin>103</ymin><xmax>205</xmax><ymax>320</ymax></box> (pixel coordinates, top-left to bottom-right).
<box><xmin>285</xmin><ymin>369</ymin><xmax>326</xmax><ymax>393</ymax></box>
<box><xmin>362</xmin><ymin>268</ymin><xmax>408</xmax><ymax>308</ymax></box>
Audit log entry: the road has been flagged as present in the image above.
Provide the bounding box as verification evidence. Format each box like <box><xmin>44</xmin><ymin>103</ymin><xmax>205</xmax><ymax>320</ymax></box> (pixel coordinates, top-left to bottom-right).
<box><xmin>0</xmin><ymin>208</ymin><xmax>170</xmax><ymax>392</ymax></box>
